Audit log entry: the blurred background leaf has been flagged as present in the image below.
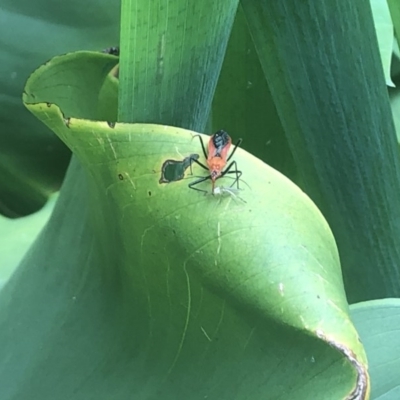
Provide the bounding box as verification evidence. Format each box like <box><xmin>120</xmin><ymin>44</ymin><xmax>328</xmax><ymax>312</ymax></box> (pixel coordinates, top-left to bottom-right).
<box><xmin>388</xmin><ymin>0</ymin><xmax>400</xmax><ymax>44</ymax></box>
<box><xmin>0</xmin><ymin>0</ymin><xmax>120</xmax><ymax>216</ymax></box>
<box><xmin>212</xmin><ymin>5</ymin><xmax>297</xmax><ymax>183</ymax></box>
<box><xmin>0</xmin><ymin>194</ymin><xmax>56</xmax><ymax>289</ymax></box>
<box><xmin>240</xmin><ymin>0</ymin><xmax>400</xmax><ymax>303</ymax></box>
<box><xmin>351</xmin><ymin>298</ymin><xmax>400</xmax><ymax>400</ymax></box>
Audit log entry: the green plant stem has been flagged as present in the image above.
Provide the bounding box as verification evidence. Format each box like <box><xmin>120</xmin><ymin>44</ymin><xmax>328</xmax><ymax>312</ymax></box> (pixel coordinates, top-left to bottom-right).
<box><xmin>118</xmin><ymin>0</ymin><xmax>239</xmax><ymax>130</ymax></box>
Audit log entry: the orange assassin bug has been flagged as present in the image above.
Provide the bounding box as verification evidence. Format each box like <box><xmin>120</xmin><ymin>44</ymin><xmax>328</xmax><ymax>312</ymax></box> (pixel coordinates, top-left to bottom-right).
<box><xmin>188</xmin><ymin>130</ymin><xmax>242</xmax><ymax>194</ymax></box>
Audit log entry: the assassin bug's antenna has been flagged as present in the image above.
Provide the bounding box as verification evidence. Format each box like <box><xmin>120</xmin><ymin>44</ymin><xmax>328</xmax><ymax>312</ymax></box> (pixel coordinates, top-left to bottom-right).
<box><xmin>188</xmin><ymin>130</ymin><xmax>242</xmax><ymax>194</ymax></box>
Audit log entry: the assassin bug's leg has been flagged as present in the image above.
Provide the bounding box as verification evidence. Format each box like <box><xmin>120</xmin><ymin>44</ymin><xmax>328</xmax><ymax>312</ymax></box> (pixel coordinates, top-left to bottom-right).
<box><xmin>188</xmin><ymin>175</ymin><xmax>211</xmax><ymax>193</ymax></box>
<box><xmin>188</xmin><ymin>155</ymin><xmax>208</xmax><ymax>175</ymax></box>
<box><xmin>226</xmin><ymin>138</ymin><xmax>242</xmax><ymax>162</ymax></box>
<box><xmin>193</xmin><ymin>135</ymin><xmax>208</xmax><ymax>159</ymax></box>
<box><xmin>221</xmin><ymin>161</ymin><xmax>242</xmax><ymax>190</ymax></box>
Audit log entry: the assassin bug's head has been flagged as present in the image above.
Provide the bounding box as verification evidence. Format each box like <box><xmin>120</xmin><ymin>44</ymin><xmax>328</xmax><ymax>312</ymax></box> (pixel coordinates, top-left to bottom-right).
<box><xmin>210</xmin><ymin>170</ymin><xmax>220</xmax><ymax>180</ymax></box>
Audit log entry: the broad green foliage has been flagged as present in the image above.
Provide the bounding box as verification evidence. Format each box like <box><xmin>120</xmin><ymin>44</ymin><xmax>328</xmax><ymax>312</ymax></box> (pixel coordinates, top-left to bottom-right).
<box><xmin>4</xmin><ymin>0</ymin><xmax>400</xmax><ymax>399</ymax></box>
<box><xmin>0</xmin><ymin>49</ymin><xmax>368</xmax><ymax>399</ymax></box>
<box><xmin>0</xmin><ymin>0</ymin><xmax>120</xmax><ymax>216</ymax></box>
<box><xmin>351</xmin><ymin>299</ymin><xmax>400</xmax><ymax>400</ymax></box>
<box><xmin>0</xmin><ymin>156</ymin><xmax>362</xmax><ymax>399</ymax></box>
<box><xmin>241</xmin><ymin>0</ymin><xmax>400</xmax><ymax>303</ymax></box>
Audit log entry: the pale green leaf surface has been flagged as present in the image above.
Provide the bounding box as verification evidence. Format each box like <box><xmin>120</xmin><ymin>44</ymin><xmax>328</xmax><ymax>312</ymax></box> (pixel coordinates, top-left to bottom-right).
<box><xmin>0</xmin><ymin>152</ymin><xmax>361</xmax><ymax>399</ymax></box>
<box><xmin>1</xmin><ymin>50</ymin><xmax>369</xmax><ymax>399</ymax></box>
<box><xmin>370</xmin><ymin>0</ymin><xmax>395</xmax><ymax>86</ymax></box>
<box><xmin>0</xmin><ymin>194</ymin><xmax>56</xmax><ymax>289</ymax></box>
<box><xmin>98</xmin><ymin>67</ymin><xmax>119</xmax><ymax>122</ymax></box>
<box><xmin>351</xmin><ymin>299</ymin><xmax>400</xmax><ymax>400</ymax></box>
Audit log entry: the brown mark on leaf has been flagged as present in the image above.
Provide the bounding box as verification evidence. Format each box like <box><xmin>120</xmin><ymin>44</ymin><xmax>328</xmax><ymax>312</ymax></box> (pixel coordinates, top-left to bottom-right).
<box><xmin>315</xmin><ymin>330</ymin><xmax>369</xmax><ymax>400</ymax></box>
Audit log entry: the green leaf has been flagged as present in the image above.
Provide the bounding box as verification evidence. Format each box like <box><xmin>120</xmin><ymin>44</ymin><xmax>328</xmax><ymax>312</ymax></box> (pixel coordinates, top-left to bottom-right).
<box><xmin>391</xmin><ymin>39</ymin><xmax>400</xmax><ymax>81</ymax></box>
<box><xmin>98</xmin><ymin>66</ymin><xmax>119</xmax><ymax>122</ymax></box>
<box><xmin>0</xmin><ymin>0</ymin><xmax>120</xmax><ymax>215</ymax></box>
<box><xmin>0</xmin><ymin>195</ymin><xmax>56</xmax><ymax>289</ymax></box>
<box><xmin>24</xmin><ymin>52</ymin><xmax>119</xmax><ymax>120</ymax></box>
<box><xmin>390</xmin><ymin>86</ymin><xmax>400</xmax><ymax>142</ymax></box>
<box><xmin>118</xmin><ymin>0</ymin><xmax>240</xmax><ymax>127</ymax></box>
<box><xmin>241</xmin><ymin>0</ymin><xmax>400</xmax><ymax>303</ymax></box>
<box><xmin>7</xmin><ymin>50</ymin><xmax>369</xmax><ymax>399</ymax></box>
<box><xmin>212</xmin><ymin>6</ymin><xmax>297</xmax><ymax>183</ymax></box>
<box><xmin>370</xmin><ymin>0</ymin><xmax>395</xmax><ymax>87</ymax></box>
<box><xmin>0</xmin><ymin>152</ymin><xmax>367</xmax><ymax>399</ymax></box>
<box><xmin>351</xmin><ymin>299</ymin><xmax>400</xmax><ymax>400</ymax></box>
<box><xmin>388</xmin><ymin>0</ymin><xmax>400</xmax><ymax>46</ymax></box>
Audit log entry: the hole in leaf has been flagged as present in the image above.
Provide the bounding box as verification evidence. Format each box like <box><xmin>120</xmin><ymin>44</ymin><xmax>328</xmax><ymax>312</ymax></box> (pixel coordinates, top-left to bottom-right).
<box><xmin>159</xmin><ymin>153</ymin><xmax>199</xmax><ymax>184</ymax></box>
